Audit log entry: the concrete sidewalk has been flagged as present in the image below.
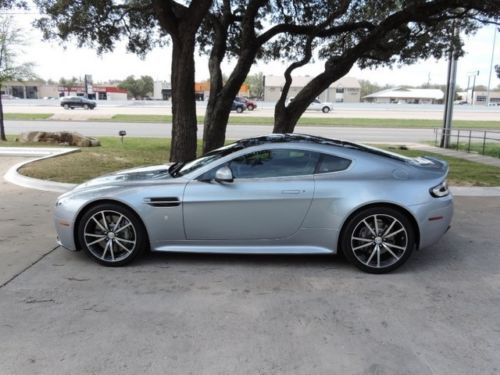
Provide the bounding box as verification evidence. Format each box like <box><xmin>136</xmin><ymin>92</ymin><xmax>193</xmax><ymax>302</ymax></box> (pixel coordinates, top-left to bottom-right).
<box><xmin>1</xmin><ymin>147</ymin><xmax>79</xmax><ymax>193</ymax></box>
<box><xmin>0</xmin><ymin>156</ymin><xmax>59</xmax><ymax>286</ymax></box>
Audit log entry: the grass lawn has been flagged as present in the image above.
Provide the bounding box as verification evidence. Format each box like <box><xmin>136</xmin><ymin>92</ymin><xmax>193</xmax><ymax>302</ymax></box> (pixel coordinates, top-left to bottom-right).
<box><xmin>3</xmin><ymin>135</ymin><xmax>499</xmax><ymax>186</ymax></box>
<box><xmin>441</xmin><ymin>142</ymin><xmax>500</xmax><ymax>159</ymax></box>
<box><xmin>4</xmin><ymin>113</ymin><xmax>54</xmax><ymax>120</ymax></box>
<box><xmin>109</xmin><ymin>114</ymin><xmax>500</xmax><ymax>129</ymax></box>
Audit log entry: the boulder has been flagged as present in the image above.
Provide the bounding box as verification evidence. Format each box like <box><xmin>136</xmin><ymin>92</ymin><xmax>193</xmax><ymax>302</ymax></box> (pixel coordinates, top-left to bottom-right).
<box><xmin>17</xmin><ymin>131</ymin><xmax>100</xmax><ymax>147</ymax></box>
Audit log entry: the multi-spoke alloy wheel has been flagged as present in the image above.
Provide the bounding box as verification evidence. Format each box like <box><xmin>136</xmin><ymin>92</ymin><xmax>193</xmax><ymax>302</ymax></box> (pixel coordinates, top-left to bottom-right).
<box><xmin>341</xmin><ymin>207</ymin><xmax>415</xmax><ymax>274</ymax></box>
<box><xmin>78</xmin><ymin>204</ymin><xmax>147</xmax><ymax>266</ymax></box>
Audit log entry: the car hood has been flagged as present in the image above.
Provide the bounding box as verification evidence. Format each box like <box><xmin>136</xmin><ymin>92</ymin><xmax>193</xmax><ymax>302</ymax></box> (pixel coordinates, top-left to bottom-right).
<box><xmin>71</xmin><ymin>164</ymin><xmax>174</xmax><ymax>192</ymax></box>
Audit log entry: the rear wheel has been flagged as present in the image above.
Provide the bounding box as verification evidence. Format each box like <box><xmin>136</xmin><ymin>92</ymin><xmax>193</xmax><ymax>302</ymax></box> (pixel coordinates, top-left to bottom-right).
<box><xmin>322</xmin><ymin>106</ymin><xmax>330</xmax><ymax>113</ymax></box>
<box><xmin>236</xmin><ymin>106</ymin><xmax>244</xmax><ymax>113</ymax></box>
<box><xmin>63</xmin><ymin>104</ymin><xmax>69</xmax><ymax>110</ymax></box>
<box><xmin>83</xmin><ymin>104</ymin><xmax>89</xmax><ymax>110</ymax></box>
<box><xmin>247</xmin><ymin>104</ymin><xmax>255</xmax><ymax>111</ymax></box>
<box><xmin>341</xmin><ymin>207</ymin><xmax>414</xmax><ymax>273</ymax></box>
<box><xmin>77</xmin><ymin>203</ymin><xmax>148</xmax><ymax>266</ymax></box>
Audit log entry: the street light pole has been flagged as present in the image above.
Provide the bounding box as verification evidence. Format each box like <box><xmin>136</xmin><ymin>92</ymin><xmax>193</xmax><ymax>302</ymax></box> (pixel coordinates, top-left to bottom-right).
<box><xmin>441</xmin><ymin>26</ymin><xmax>458</xmax><ymax>149</ymax></box>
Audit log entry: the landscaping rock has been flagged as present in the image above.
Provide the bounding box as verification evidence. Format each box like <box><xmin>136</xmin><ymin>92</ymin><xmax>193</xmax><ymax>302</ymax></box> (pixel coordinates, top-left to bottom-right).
<box><xmin>17</xmin><ymin>131</ymin><xmax>100</xmax><ymax>147</ymax></box>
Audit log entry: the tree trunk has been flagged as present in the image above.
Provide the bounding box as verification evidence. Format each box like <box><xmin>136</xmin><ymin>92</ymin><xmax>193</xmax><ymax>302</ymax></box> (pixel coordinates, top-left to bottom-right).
<box><xmin>273</xmin><ymin>102</ymin><xmax>295</xmax><ymax>134</ymax></box>
<box><xmin>0</xmin><ymin>85</ymin><xmax>6</xmax><ymax>141</ymax></box>
<box><xmin>169</xmin><ymin>39</ymin><xmax>198</xmax><ymax>162</ymax></box>
<box><xmin>273</xmin><ymin>60</ymin><xmax>354</xmax><ymax>134</ymax></box>
<box><xmin>203</xmin><ymin>50</ymin><xmax>255</xmax><ymax>154</ymax></box>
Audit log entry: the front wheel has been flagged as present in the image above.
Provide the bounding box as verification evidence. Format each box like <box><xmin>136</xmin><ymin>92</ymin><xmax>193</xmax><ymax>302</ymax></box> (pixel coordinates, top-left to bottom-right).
<box><xmin>63</xmin><ymin>104</ymin><xmax>69</xmax><ymax>110</ymax></box>
<box><xmin>247</xmin><ymin>104</ymin><xmax>255</xmax><ymax>111</ymax></box>
<box><xmin>341</xmin><ymin>207</ymin><xmax>415</xmax><ymax>273</ymax></box>
<box><xmin>322</xmin><ymin>106</ymin><xmax>330</xmax><ymax>113</ymax></box>
<box><xmin>83</xmin><ymin>104</ymin><xmax>89</xmax><ymax>110</ymax></box>
<box><xmin>77</xmin><ymin>203</ymin><xmax>148</xmax><ymax>266</ymax></box>
<box><xmin>236</xmin><ymin>106</ymin><xmax>244</xmax><ymax>113</ymax></box>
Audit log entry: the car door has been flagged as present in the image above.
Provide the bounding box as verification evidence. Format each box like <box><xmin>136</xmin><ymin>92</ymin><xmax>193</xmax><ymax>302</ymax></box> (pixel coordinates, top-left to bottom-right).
<box><xmin>183</xmin><ymin>148</ymin><xmax>319</xmax><ymax>240</ymax></box>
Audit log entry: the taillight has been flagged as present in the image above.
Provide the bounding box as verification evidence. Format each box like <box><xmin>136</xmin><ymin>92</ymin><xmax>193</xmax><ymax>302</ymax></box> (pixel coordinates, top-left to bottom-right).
<box><xmin>430</xmin><ymin>180</ymin><xmax>449</xmax><ymax>197</ymax></box>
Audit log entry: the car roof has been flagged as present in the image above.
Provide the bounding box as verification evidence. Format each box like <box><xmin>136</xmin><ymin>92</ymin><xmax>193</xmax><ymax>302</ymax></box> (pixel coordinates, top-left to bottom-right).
<box><xmin>232</xmin><ymin>134</ymin><xmax>411</xmax><ymax>163</ymax></box>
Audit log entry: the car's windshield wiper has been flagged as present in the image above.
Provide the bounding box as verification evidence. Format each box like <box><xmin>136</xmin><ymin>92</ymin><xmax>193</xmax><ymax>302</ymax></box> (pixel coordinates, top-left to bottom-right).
<box><xmin>168</xmin><ymin>162</ymin><xmax>185</xmax><ymax>177</ymax></box>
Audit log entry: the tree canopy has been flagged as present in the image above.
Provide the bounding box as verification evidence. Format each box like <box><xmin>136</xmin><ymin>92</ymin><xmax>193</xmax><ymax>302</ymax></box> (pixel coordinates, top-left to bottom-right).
<box><xmin>118</xmin><ymin>75</ymin><xmax>154</xmax><ymax>99</ymax></box>
<box><xmin>30</xmin><ymin>0</ymin><xmax>500</xmax><ymax>157</ymax></box>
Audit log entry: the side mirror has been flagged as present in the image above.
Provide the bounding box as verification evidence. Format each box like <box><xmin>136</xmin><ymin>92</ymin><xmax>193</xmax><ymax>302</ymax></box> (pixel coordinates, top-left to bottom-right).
<box><xmin>215</xmin><ymin>166</ymin><xmax>233</xmax><ymax>183</ymax></box>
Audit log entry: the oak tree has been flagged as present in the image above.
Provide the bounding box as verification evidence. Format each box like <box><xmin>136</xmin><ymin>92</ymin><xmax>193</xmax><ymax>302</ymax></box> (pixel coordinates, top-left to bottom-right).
<box><xmin>35</xmin><ymin>0</ymin><xmax>212</xmax><ymax>161</ymax></box>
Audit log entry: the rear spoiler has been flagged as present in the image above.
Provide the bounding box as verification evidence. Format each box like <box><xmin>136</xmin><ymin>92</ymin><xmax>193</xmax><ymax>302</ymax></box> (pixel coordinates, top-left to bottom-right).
<box><xmin>410</xmin><ymin>156</ymin><xmax>449</xmax><ymax>175</ymax></box>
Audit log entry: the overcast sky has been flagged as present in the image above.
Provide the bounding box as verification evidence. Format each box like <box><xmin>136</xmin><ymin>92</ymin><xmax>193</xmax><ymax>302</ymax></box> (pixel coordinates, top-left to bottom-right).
<box><xmin>12</xmin><ymin>12</ymin><xmax>500</xmax><ymax>89</ymax></box>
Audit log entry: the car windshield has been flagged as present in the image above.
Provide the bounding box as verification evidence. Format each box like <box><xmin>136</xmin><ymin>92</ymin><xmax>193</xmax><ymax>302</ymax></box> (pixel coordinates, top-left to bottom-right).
<box><xmin>171</xmin><ymin>142</ymin><xmax>244</xmax><ymax>177</ymax></box>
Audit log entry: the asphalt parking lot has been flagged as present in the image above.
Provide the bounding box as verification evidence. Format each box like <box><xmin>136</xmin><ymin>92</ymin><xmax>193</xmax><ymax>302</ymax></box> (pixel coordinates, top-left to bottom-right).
<box><xmin>1</xmin><ymin>157</ymin><xmax>500</xmax><ymax>375</ymax></box>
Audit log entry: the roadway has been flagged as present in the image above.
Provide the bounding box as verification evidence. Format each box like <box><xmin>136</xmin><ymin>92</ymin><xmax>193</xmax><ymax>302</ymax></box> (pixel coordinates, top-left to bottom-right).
<box><xmin>5</xmin><ymin>120</ymin><xmax>436</xmax><ymax>143</ymax></box>
<box><xmin>4</xmin><ymin>99</ymin><xmax>500</xmax><ymax>121</ymax></box>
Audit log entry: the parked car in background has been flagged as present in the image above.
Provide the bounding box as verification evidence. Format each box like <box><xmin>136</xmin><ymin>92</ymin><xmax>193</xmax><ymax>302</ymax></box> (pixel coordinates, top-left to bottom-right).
<box><xmin>54</xmin><ymin>134</ymin><xmax>453</xmax><ymax>274</ymax></box>
<box><xmin>289</xmin><ymin>97</ymin><xmax>333</xmax><ymax>113</ymax></box>
<box><xmin>236</xmin><ymin>96</ymin><xmax>257</xmax><ymax>111</ymax></box>
<box><xmin>231</xmin><ymin>99</ymin><xmax>246</xmax><ymax>113</ymax></box>
<box><xmin>60</xmin><ymin>96</ymin><xmax>96</xmax><ymax>110</ymax></box>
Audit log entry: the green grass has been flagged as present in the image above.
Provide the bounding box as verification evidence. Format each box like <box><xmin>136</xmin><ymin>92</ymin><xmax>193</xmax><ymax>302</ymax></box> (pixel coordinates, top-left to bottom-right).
<box><xmin>107</xmin><ymin>114</ymin><xmax>500</xmax><ymax>129</ymax></box>
<box><xmin>438</xmin><ymin>142</ymin><xmax>500</xmax><ymax>159</ymax></box>
<box><xmin>4</xmin><ymin>113</ymin><xmax>53</xmax><ymax>120</ymax></box>
<box><xmin>14</xmin><ymin>137</ymin><xmax>183</xmax><ymax>184</ymax></box>
<box><xmin>3</xmin><ymin>135</ymin><xmax>499</xmax><ymax>186</ymax></box>
<box><xmin>382</xmin><ymin>146</ymin><xmax>500</xmax><ymax>187</ymax></box>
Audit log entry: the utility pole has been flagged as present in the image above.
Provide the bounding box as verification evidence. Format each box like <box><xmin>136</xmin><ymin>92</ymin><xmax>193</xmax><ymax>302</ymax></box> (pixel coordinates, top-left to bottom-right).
<box><xmin>467</xmin><ymin>70</ymin><xmax>479</xmax><ymax>105</ymax></box>
<box><xmin>441</xmin><ymin>26</ymin><xmax>458</xmax><ymax>149</ymax></box>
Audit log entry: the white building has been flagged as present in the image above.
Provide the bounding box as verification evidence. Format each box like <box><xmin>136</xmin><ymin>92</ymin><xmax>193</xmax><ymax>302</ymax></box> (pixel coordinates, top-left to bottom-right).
<box><xmin>363</xmin><ymin>87</ymin><xmax>444</xmax><ymax>104</ymax></box>
<box><xmin>153</xmin><ymin>80</ymin><xmax>171</xmax><ymax>100</ymax></box>
<box><xmin>264</xmin><ymin>75</ymin><xmax>361</xmax><ymax>103</ymax></box>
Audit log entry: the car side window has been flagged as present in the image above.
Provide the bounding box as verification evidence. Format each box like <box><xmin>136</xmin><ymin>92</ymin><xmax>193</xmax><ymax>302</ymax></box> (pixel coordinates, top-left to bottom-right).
<box><xmin>229</xmin><ymin>149</ymin><xmax>320</xmax><ymax>179</ymax></box>
<box><xmin>316</xmin><ymin>154</ymin><xmax>351</xmax><ymax>174</ymax></box>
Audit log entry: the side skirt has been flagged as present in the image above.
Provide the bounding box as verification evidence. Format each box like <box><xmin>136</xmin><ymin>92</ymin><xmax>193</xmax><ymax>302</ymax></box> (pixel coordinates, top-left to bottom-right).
<box><xmin>152</xmin><ymin>245</ymin><xmax>334</xmax><ymax>255</ymax></box>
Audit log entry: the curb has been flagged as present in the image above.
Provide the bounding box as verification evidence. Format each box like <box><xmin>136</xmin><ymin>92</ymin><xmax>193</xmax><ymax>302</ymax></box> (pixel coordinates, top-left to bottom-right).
<box><xmin>2</xmin><ymin>147</ymin><xmax>79</xmax><ymax>193</ymax></box>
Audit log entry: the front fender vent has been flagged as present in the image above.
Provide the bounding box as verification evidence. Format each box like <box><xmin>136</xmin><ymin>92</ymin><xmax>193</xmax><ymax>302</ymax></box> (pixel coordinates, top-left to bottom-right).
<box><xmin>144</xmin><ymin>197</ymin><xmax>181</xmax><ymax>207</ymax></box>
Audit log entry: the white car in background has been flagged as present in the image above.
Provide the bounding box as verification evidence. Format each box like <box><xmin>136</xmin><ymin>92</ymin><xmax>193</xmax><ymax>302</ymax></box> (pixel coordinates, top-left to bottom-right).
<box><xmin>289</xmin><ymin>97</ymin><xmax>333</xmax><ymax>113</ymax></box>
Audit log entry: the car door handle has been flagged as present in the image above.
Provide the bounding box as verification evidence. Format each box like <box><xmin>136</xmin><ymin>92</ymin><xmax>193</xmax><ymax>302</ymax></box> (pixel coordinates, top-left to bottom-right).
<box><xmin>281</xmin><ymin>189</ymin><xmax>302</xmax><ymax>195</ymax></box>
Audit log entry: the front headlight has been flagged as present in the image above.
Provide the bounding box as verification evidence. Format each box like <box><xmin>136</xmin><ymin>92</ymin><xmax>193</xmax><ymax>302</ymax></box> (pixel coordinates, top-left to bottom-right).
<box><xmin>430</xmin><ymin>180</ymin><xmax>449</xmax><ymax>197</ymax></box>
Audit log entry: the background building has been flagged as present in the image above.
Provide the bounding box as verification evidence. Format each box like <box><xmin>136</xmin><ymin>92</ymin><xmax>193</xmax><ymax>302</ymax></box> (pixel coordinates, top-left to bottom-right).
<box><xmin>263</xmin><ymin>75</ymin><xmax>361</xmax><ymax>103</ymax></box>
<box><xmin>1</xmin><ymin>81</ymin><xmax>128</xmax><ymax>100</ymax></box>
<box><xmin>194</xmin><ymin>81</ymin><xmax>250</xmax><ymax>101</ymax></box>
<box><xmin>153</xmin><ymin>80</ymin><xmax>171</xmax><ymax>100</ymax></box>
<box><xmin>363</xmin><ymin>87</ymin><xmax>444</xmax><ymax>104</ymax></box>
<box><xmin>456</xmin><ymin>90</ymin><xmax>500</xmax><ymax>105</ymax></box>
<box><xmin>58</xmin><ymin>85</ymin><xmax>128</xmax><ymax>100</ymax></box>
<box><xmin>1</xmin><ymin>80</ymin><xmax>59</xmax><ymax>99</ymax></box>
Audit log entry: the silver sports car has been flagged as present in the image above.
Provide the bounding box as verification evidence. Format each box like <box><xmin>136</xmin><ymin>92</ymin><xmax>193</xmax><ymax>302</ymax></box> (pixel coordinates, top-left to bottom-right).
<box><xmin>54</xmin><ymin>134</ymin><xmax>453</xmax><ymax>273</ymax></box>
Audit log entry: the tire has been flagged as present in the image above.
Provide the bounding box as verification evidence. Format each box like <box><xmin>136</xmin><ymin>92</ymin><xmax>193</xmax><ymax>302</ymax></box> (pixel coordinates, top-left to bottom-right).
<box><xmin>236</xmin><ymin>106</ymin><xmax>244</xmax><ymax>113</ymax></box>
<box><xmin>63</xmin><ymin>104</ymin><xmax>69</xmax><ymax>110</ymax></box>
<box><xmin>83</xmin><ymin>104</ymin><xmax>89</xmax><ymax>110</ymax></box>
<box><xmin>77</xmin><ymin>203</ymin><xmax>148</xmax><ymax>266</ymax></box>
<box><xmin>341</xmin><ymin>206</ymin><xmax>415</xmax><ymax>274</ymax></box>
<box><xmin>247</xmin><ymin>104</ymin><xmax>255</xmax><ymax>111</ymax></box>
<box><xmin>322</xmin><ymin>106</ymin><xmax>330</xmax><ymax>113</ymax></box>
